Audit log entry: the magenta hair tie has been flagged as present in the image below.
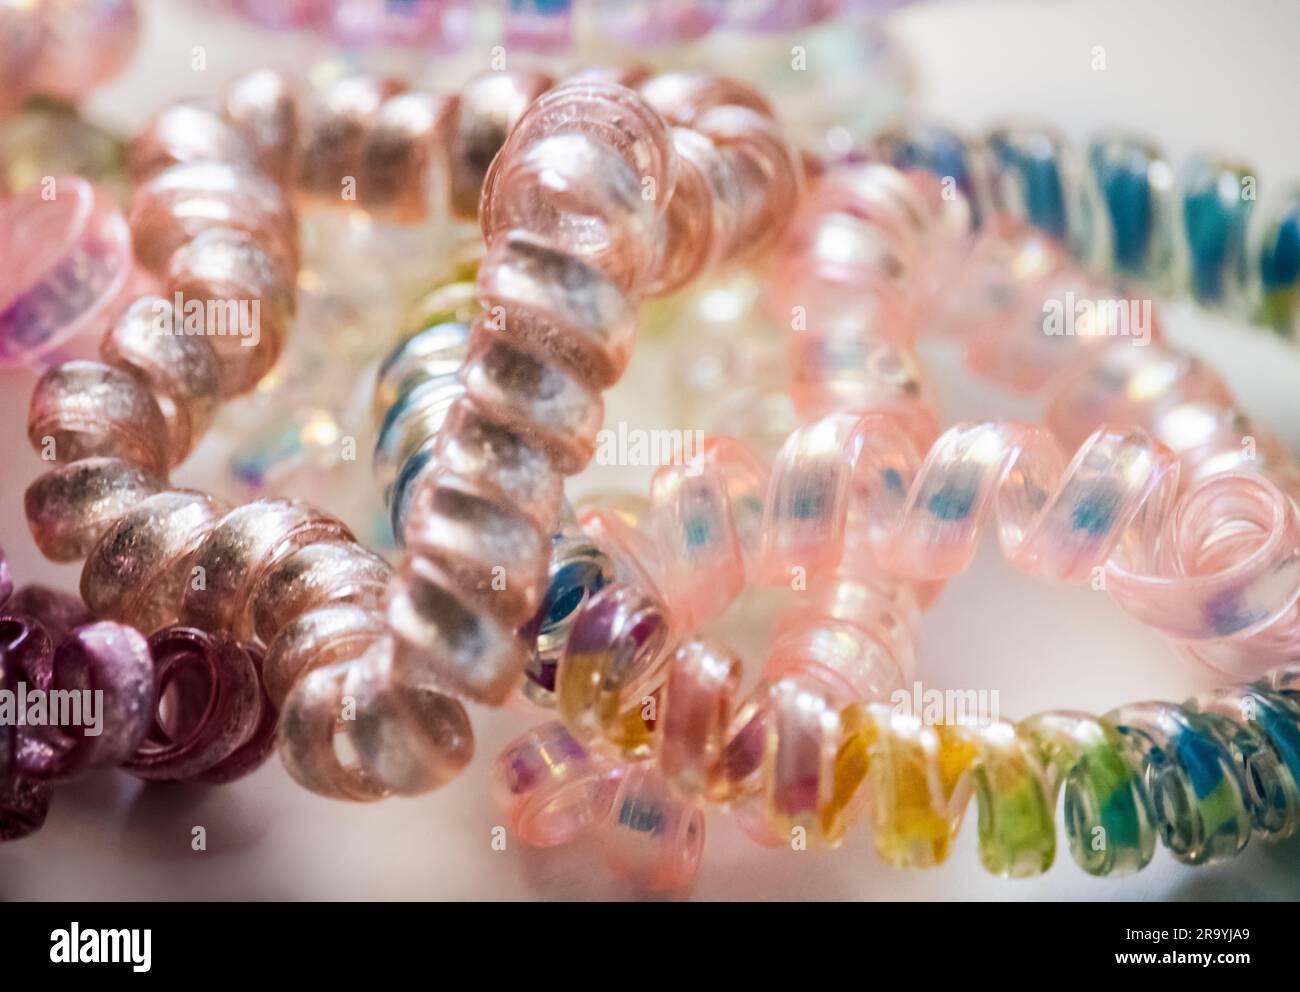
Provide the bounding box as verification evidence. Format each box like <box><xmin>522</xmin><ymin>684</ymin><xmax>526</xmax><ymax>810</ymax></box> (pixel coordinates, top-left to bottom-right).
<box><xmin>0</xmin><ymin>550</ymin><xmax>154</xmax><ymax>837</ymax></box>
<box><xmin>3</xmin><ymin>584</ymin><xmax>92</xmax><ymax>643</ymax></box>
<box><xmin>124</xmin><ymin>626</ymin><xmax>271</xmax><ymax>782</ymax></box>
<box><xmin>0</xmin><ymin>615</ymin><xmax>54</xmax><ymax>840</ymax></box>
<box><xmin>14</xmin><ymin>620</ymin><xmax>154</xmax><ymax>781</ymax></box>
<box><xmin>0</xmin><ymin>615</ymin><xmax>55</xmax><ymax>771</ymax></box>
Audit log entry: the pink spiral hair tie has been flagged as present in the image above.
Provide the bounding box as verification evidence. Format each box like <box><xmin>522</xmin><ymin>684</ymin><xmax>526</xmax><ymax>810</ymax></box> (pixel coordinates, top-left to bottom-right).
<box><xmin>13</xmin><ymin>620</ymin><xmax>154</xmax><ymax>781</ymax></box>
<box><xmin>767</xmin><ymin>160</ymin><xmax>1300</xmax><ymax>677</ymax></box>
<box><xmin>1104</xmin><ymin>472</ymin><xmax>1300</xmax><ymax>676</ymax></box>
<box><xmin>122</xmin><ymin>626</ymin><xmax>270</xmax><ymax>782</ymax></box>
<box><xmin>0</xmin><ymin>0</ymin><xmax>139</xmax><ymax>118</ymax></box>
<box><xmin>0</xmin><ymin>177</ymin><xmax>137</xmax><ymax>366</ymax></box>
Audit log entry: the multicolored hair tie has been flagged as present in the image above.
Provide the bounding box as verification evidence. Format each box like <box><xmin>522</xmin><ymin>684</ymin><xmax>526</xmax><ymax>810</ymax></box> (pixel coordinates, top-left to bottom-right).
<box><xmin>484</xmin><ymin>139</ymin><xmax>1299</xmax><ymax>889</ymax></box>
<box><xmin>499</xmin><ymin>524</ymin><xmax>1300</xmax><ymax>887</ymax></box>
<box><xmin>875</xmin><ymin>120</ymin><xmax>1300</xmax><ymax>340</ymax></box>
<box><xmin>494</xmin><ymin>406</ymin><xmax>1300</xmax><ymax>887</ymax></box>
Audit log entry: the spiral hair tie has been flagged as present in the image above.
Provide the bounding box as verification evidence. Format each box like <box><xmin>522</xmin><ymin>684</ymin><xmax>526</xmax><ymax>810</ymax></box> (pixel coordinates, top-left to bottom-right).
<box><xmin>1</xmin><ymin>540</ymin><xmax>271</xmax><ymax>843</ymax></box>
<box><xmin>18</xmin><ymin>63</ymin><xmax>802</xmax><ymax>812</ymax></box>
<box><xmin>875</xmin><ymin>120</ymin><xmax>1300</xmax><ymax>340</ymax></box>
<box><xmin>500</xmin><ymin>619</ymin><xmax>1300</xmax><ymax>885</ymax></box>
<box><xmin>486</xmin><ymin>141</ymin><xmax>1298</xmax><ymax>888</ymax></box>
<box><xmin>0</xmin><ymin>0</ymin><xmax>138</xmax><ymax>121</ymax></box>
<box><xmin>763</xmin><ymin>158</ymin><xmax>1300</xmax><ymax>677</ymax></box>
<box><xmin>0</xmin><ymin>176</ymin><xmax>140</xmax><ymax>367</ymax></box>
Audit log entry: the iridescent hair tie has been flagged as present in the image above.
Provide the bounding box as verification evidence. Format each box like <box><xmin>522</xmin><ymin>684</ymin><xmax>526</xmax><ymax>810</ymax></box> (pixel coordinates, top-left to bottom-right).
<box><xmin>499</xmin><ymin>495</ymin><xmax>1300</xmax><ymax>885</ymax></box>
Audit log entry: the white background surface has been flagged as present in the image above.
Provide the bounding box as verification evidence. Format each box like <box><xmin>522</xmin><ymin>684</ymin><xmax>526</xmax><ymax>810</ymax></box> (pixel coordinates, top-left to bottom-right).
<box><xmin>1</xmin><ymin>0</ymin><xmax>1299</xmax><ymax>899</ymax></box>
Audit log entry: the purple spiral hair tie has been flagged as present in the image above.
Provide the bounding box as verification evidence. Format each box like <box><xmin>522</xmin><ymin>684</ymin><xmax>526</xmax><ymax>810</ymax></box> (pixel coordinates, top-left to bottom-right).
<box><xmin>4</xmin><ymin>584</ymin><xmax>92</xmax><ymax>643</ymax></box>
<box><xmin>124</xmin><ymin>626</ymin><xmax>274</xmax><ymax>782</ymax></box>
<box><xmin>15</xmin><ymin>621</ymin><xmax>155</xmax><ymax>781</ymax></box>
<box><xmin>0</xmin><ymin>614</ymin><xmax>54</xmax><ymax>840</ymax></box>
<box><xmin>0</xmin><ymin>547</ymin><xmax>11</xmax><ymax>608</ymax></box>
